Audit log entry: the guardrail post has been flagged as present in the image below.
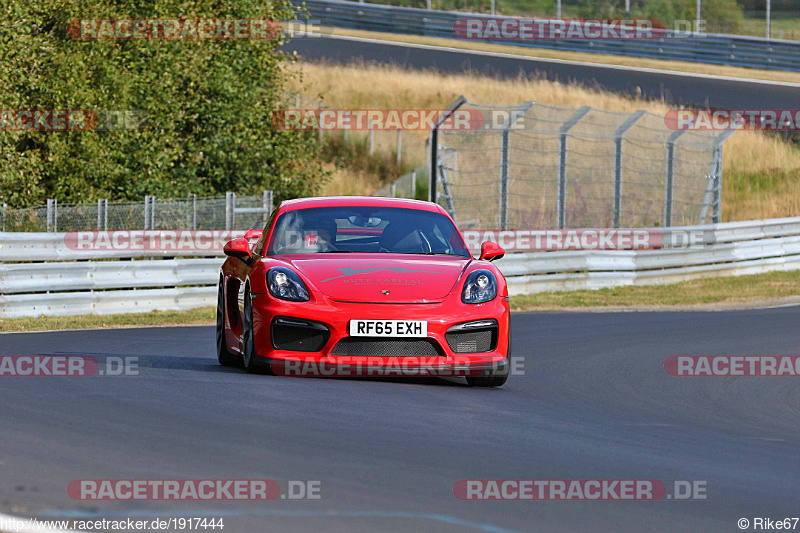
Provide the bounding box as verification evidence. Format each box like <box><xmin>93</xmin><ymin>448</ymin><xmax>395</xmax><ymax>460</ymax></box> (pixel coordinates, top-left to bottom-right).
<box><xmin>263</xmin><ymin>190</ymin><xmax>273</xmax><ymax>225</ymax></box>
<box><xmin>1</xmin><ymin>202</ymin><xmax>6</xmax><ymax>232</ymax></box>
<box><xmin>498</xmin><ymin>102</ymin><xmax>533</xmax><ymax>230</ymax></box>
<box><xmin>225</xmin><ymin>192</ymin><xmax>235</xmax><ymax>230</ymax></box>
<box><xmin>411</xmin><ymin>170</ymin><xmax>416</xmax><ymax>199</ymax></box>
<box><xmin>613</xmin><ymin>110</ymin><xmax>645</xmax><ymax>228</ymax></box>
<box><xmin>97</xmin><ymin>199</ymin><xmax>108</xmax><ymax>230</ymax></box>
<box><xmin>46</xmin><ymin>199</ymin><xmax>58</xmax><ymax>232</ymax></box>
<box><xmin>557</xmin><ymin>106</ymin><xmax>591</xmax><ymax>229</ymax></box>
<box><xmin>430</xmin><ymin>96</ymin><xmax>467</xmax><ymax>204</ymax></box>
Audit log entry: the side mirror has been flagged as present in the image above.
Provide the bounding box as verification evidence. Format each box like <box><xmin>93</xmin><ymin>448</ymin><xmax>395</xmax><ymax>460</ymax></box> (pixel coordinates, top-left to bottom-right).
<box><xmin>223</xmin><ymin>238</ymin><xmax>253</xmax><ymax>263</ymax></box>
<box><xmin>479</xmin><ymin>241</ymin><xmax>505</xmax><ymax>262</ymax></box>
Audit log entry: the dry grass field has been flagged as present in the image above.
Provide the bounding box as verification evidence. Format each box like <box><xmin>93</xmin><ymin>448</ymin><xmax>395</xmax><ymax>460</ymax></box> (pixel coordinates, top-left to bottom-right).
<box><xmin>295</xmin><ymin>61</ymin><xmax>800</xmax><ymax>221</ymax></box>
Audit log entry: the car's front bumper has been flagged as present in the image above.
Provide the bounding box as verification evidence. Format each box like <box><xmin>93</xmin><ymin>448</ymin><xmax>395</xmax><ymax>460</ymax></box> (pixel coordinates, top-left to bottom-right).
<box><xmin>251</xmin><ymin>292</ymin><xmax>510</xmax><ymax>377</ymax></box>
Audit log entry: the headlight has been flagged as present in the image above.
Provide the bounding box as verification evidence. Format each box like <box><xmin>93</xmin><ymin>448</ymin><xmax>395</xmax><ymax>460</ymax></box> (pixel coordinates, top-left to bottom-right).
<box><xmin>462</xmin><ymin>269</ymin><xmax>497</xmax><ymax>304</ymax></box>
<box><xmin>268</xmin><ymin>267</ymin><xmax>310</xmax><ymax>302</ymax></box>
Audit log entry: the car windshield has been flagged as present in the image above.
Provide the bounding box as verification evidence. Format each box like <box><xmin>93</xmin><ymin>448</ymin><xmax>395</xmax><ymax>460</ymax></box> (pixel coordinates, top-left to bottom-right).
<box><xmin>267</xmin><ymin>206</ymin><xmax>471</xmax><ymax>258</ymax></box>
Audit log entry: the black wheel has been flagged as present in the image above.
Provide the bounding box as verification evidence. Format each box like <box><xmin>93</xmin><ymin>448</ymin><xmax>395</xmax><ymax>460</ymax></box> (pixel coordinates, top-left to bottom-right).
<box><xmin>466</xmin><ymin>361</ymin><xmax>509</xmax><ymax>388</ymax></box>
<box><xmin>217</xmin><ymin>278</ymin><xmax>242</xmax><ymax>367</ymax></box>
<box><xmin>242</xmin><ymin>286</ymin><xmax>272</xmax><ymax>375</ymax></box>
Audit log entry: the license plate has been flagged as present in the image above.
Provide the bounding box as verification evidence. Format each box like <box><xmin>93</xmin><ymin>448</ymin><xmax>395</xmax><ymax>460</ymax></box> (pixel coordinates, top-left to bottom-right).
<box><xmin>349</xmin><ymin>320</ymin><xmax>427</xmax><ymax>338</ymax></box>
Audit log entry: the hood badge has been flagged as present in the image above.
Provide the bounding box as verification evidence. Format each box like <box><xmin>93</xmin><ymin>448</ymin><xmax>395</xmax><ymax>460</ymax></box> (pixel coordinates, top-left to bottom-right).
<box><xmin>381</xmin><ymin>289</ymin><xmax>391</xmax><ymax>295</ymax></box>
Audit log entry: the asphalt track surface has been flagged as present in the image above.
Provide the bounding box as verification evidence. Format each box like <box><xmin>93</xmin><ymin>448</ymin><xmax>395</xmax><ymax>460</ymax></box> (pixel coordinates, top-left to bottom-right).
<box><xmin>283</xmin><ymin>34</ymin><xmax>800</xmax><ymax>109</ymax></box>
<box><xmin>1</xmin><ymin>308</ymin><xmax>798</xmax><ymax>532</ymax></box>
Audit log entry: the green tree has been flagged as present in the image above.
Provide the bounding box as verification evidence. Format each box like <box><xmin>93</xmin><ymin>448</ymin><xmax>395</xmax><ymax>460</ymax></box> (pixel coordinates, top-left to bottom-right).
<box><xmin>0</xmin><ymin>0</ymin><xmax>326</xmax><ymax>208</ymax></box>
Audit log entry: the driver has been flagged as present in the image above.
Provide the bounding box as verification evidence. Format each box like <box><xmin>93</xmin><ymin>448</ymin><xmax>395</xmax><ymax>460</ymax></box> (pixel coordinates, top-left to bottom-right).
<box><xmin>301</xmin><ymin>215</ymin><xmax>338</xmax><ymax>252</ymax></box>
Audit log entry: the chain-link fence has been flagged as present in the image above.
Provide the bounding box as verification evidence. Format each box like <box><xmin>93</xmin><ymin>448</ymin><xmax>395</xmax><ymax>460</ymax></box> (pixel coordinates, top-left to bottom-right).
<box><xmin>373</xmin><ymin>165</ymin><xmax>428</xmax><ymax>199</ymax></box>
<box><xmin>1</xmin><ymin>192</ymin><xmax>273</xmax><ymax>232</ymax></box>
<box><xmin>433</xmin><ymin>98</ymin><xmax>736</xmax><ymax>230</ymax></box>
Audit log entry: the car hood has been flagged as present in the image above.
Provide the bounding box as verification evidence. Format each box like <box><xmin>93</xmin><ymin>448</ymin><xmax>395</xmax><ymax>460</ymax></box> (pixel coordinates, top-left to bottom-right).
<box><xmin>280</xmin><ymin>254</ymin><xmax>472</xmax><ymax>303</ymax></box>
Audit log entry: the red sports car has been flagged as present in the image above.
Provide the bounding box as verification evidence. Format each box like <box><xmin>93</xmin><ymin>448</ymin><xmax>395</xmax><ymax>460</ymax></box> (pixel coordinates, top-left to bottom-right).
<box><xmin>216</xmin><ymin>196</ymin><xmax>510</xmax><ymax>387</ymax></box>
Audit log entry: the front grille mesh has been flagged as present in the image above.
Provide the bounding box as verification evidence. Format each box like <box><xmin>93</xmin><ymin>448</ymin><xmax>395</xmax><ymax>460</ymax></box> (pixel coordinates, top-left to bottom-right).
<box><xmin>445</xmin><ymin>329</ymin><xmax>496</xmax><ymax>354</ymax></box>
<box><xmin>331</xmin><ymin>338</ymin><xmax>444</xmax><ymax>357</ymax></box>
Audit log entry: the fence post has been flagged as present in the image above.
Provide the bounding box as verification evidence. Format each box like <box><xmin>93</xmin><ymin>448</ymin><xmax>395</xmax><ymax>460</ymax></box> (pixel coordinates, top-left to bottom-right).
<box><xmin>711</xmin><ymin>145</ymin><xmax>723</xmax><ymax>224</ymax></box>
<box><xmin>143</xmin><ymin>195</ymin><xmax>155</xmax><ymax>230</ymax></box>
<box><xmin>557</xmin><ymin>106</ymin><xmax>592</xmax><ymax>229</ymax></box>
<box><xmin>189</xmin><ymin>193</ymin><xmax>197</xmax><ymax>230</ymax></box>
<box><xmin>97</xmin><ymin>198</ymin><xmax>108</xmax><ymax>230</ymax></box>
<box><xmin>430</xmin><ymin>95</ymin><xmax>467</xmax><ymax>204</ymax></box>
<box><xmin>498</xmin><ymin>102</ymin><xmax>533</xmax><ymax>230</ymax></box>
<box><xmin>369</xmin><ymin>120</ymin><xmax>374</xmax><ymax>155</ymax></box>
<box><xmin>1</xmin><ymin>202</ymin><xmax>5</xmax><ymax>232</ymax></box>
<box><xmin>46</xmin><ymin>199</ymin><xmax>58</xmax><ymax>232</ymax></box>
<box><xmin>318</xmin><ymin>102</ymin><xmax>324</xmax><ymax>144</ymax></box>
<box><xmin>429</xmin><ymin>129</ymin><xmax>438</xmax><ymax>202</ymax></box>
<box><xmin>396</xmin><ymin>130</ymin><xmax>402</xmax><ymax>164</ymax></box>
<box><xmin>391</xmin><ymin>183</ymin><xmax>396</xmax><ymax>197</ymax></box>
<box><xmin>710</xmin><ymin>128</ymin><xmax>736</xmax><ymax>224</ymax></box>
<box><xmin>411</xmin><ymin>170</ymin><xmax>416</xmax><ymax>199</ymax></box>
<box><xmin>613</xmin><ymin>110</ymin><xmax>645</xmax><ymax>228</ymax></box>
<box><xmin>225</xmin><ymin>192</ymin><xmax>236</xmax><ymax>230</ymax></box>
<box><xmin>263</xmin><ymin>190</ymin><xmax>273</xmax><ymax>225</ymax></box>
<box><xmin>664</xmin><ymin>129</ymin><xmax>688</xmax><ymax>227</ymax></box>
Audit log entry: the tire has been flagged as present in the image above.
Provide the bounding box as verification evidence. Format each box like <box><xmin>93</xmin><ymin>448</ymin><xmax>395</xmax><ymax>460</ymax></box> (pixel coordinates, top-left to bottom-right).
<box><xmin>242</xmin><ymin>286</ymin><xmax>272</xmax><ymax>375</ymax></box>
<box><xmin>216</xmin><ymin>278</ymin><xmax>242</xmax><ymax>367</ymax></box>
<box><xmin>466</xmin><ymin>361</ymin><xmax>509</xmax><ymax>388</ymax></box>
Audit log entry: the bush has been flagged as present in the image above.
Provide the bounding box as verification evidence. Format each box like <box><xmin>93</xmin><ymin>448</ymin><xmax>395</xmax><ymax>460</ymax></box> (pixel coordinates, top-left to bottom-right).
<box><xmin>0</xmin><ymin>0</ymin><xmax>326</xmax><ymax>208</ymax></box>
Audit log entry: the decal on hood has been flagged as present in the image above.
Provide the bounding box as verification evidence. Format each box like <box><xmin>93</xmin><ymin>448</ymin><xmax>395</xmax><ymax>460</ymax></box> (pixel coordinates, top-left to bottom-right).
<box><xmin>320</xmin><ymin>265</ymin><xmax>441</xmax><ymax>283</ymax></box>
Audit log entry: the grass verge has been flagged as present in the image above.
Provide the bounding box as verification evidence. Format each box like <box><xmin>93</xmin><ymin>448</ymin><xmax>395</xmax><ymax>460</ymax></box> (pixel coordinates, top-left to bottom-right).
<box><xmin>321</xmin><ymin>27</ymin><xmax>800</xmax><ymax>84</ymax></box>
<box><xmin>511</xmin><ymin>270</ymin><xmax>800</xmax><ymax>310</ymax></box>
<box><xmin>0</xmin><ymin>307</ymin><xmax>215</xmax><ymax>334</ymax></box>
<box><xmin>2</xmin><ymin>271</ymin><xmax>799</xmax><ymax>333</ymax></box>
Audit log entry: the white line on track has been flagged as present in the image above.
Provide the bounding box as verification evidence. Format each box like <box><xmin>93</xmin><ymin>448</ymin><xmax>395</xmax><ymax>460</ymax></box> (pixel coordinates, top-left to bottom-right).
<box><xmin>309</xmin><ymin>33</ymin><xmax>800</xmax><ymax>88</ymax></box>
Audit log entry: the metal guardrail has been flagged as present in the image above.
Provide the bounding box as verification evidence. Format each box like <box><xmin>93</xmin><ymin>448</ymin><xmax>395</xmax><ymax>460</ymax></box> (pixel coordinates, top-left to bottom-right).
<box><xmin>300</xmin><ymin>0</ymin><xmax>800</xmax><ymax>72</ymax></box>
<box><xmin>3</xmin><ymin>217</ymin><xmax>800</xmax><ymax>317</ymax></box>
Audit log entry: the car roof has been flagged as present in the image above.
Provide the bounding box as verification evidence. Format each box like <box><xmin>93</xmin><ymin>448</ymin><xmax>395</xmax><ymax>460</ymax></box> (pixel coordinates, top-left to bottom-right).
<box><xmin>278</xmin><ymin>196</ymin><xmax>444</xmax><ymax>214</ymax></box>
